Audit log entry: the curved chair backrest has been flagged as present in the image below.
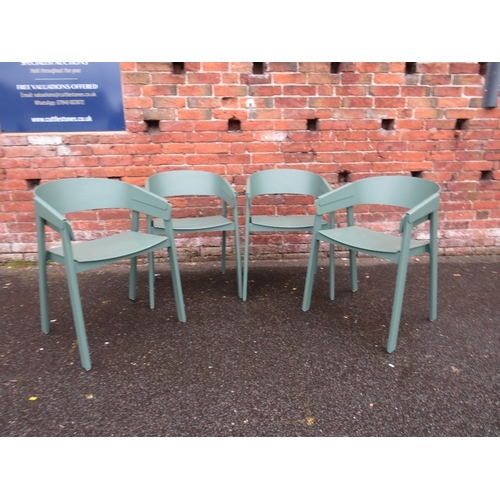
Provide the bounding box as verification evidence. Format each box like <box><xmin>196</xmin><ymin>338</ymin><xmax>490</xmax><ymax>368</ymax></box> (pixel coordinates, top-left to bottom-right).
<box><xmin>349</xmin><ymin>176</ymin><xmax>440</xmax><ymax>209</ymax></box>
<box><xmin>34</xmin><ymin>178</ymin><xmax>151</xmax><ymax>215</ymax></box>
<box><xmin>147</xmin><ymin>170</ymin><xmax>235</xmax><ymax>203</ymax></box>
<box><xmin>247</xmin><ymin>169</ymin><xmax>331</xmax><ymax>198</ymax></box>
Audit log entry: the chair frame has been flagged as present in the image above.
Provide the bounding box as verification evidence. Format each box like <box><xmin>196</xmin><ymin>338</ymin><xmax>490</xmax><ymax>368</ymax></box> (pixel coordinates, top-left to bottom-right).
<box><xmin>146</xmin><ymin>170</ymin><xmax>242</xmax><ymax>298</ymax></box>
<box><xmin>34</xmin><ymin>178</ymin><xmax>186</xmax><ymax>371</ymax></box>
<box><xmin>302</xmin><ymin>175</ymin><xmax>441</xmax><ymax>352</ymax></box>
<box><xmin>243</xmin><ymin>168</ymin><xmax>334</xmax><ymax>301</ymax></box>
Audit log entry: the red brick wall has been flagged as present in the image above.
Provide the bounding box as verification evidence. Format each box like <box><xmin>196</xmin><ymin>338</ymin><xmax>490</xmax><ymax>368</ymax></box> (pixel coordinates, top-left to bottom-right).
<box><xmin>1</xmin><ymin>62</ymin><xmax>499</xmax><ymax>262</ymax></box>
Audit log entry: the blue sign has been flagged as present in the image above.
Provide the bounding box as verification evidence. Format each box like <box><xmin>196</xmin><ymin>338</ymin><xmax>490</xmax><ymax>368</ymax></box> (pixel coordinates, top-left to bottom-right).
<box><xmin>0</xmin><ymin>62</ymin><xmax>125</xmax><ymax>133</ymax></box>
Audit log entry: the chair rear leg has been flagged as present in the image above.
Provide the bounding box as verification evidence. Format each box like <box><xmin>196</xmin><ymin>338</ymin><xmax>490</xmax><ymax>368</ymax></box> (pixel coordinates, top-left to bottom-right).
<box><xmin>129</xmin><ymin>256</ymin><xmax>137</xmax><ymax>301</ymax></box>
<box><xmin>329</xmin><ymin>244</ymin><xmax>336</xmax><ymax>300</ymax></box>
<box><xmin>349</xmin><ymin>249</ymin><xmax>358</xmax><ymax>292</ymax></box>
<box><xmin>242</xmin><ymin>227</ymin><xmax>250</xmax><ymax>301</ymax></box>
<box><xmin>234</xmin><ymin>229</ymin><xmax>243</xmax><ymax>299</ymax></box>
<box><xmin>429</xmin><ymin>211</ymin><xmax>438</xmax><ymax>321</ymax></box>
<box><xmin>221</xmin><ymin>230</ymin><xmax>227</xmax><ymax>275</ymax></box>
<box><xmin>148</xmin><ymin>251</ymin><xmax>155</xmax><ymax>309</ymax></box>
<box><xmin>36</xmin><ymin>218</ymin><xmax>50</xmax><ymax>333</ymax></box>
<box><xmin>429</xmin><ymin>250</ymin><xmax>438</xmax><ymax>321</ymax></box>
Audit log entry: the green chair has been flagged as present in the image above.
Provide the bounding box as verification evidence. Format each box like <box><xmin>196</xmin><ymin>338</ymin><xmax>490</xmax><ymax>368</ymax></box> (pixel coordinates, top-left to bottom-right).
<box><xmin>34</xmin><ymin>178</ymin><xmax>186</xmax><ymax>371</ymax></box>
<box><xmin>243</xmin><ymin>168</ymin><xmax>333</xmax><ymax>301</ymax></box>
<box><xmin>146</xmin><ymin>170</ymin><xmax>242</xmax><ymax>298</ymax></box>
<box><xmin>302</xmin><ymin>175</ymin><xmax>441</xmax><ymax>352</ymax></box>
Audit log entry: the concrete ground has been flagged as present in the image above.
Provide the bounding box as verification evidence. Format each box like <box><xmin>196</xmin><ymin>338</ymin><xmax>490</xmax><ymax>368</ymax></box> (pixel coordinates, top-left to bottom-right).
<box><xmin>1</xmin><ymin>254</ymin><xmax>499</xmax><ymax>437</ymax></box>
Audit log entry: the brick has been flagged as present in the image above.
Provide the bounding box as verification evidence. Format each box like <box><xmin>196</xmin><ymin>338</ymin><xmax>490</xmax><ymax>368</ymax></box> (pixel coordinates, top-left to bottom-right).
<box><xmin>143</xmin><ymin>85</ymin><xmax>177</xmax><ymax>96</ymax></box>
<box><xmin>273</xmin><ymin>73</ymin><xmax>307</xmax><ymax>84</ymax></box>
<box><xmin>187</xmin><ymin>97</ymin><xmax>220</xmax><ymax>108</ymax></box>
<box><xmin>268</xmin><ymin>63</ymin><xmax>299</xmax><ymax>72</ymax></box>
<box><xmin>187</xmin><ymin>73</ymin><xmax>221</xmax><ymax>84</ymax></box>
<box><xmin>299</xmin><ymin>62</ymin><xmax>330</xmax><ymax>72</ymax></box>
<box><xmin>121</xmin><ymin>72</ymin><xmax>151</xmax><ymax>85</ymax></box>
<box><xmin>341</xmin><ymin>97</ymin><xmax>373</xmax><ymax>107</ymax></box>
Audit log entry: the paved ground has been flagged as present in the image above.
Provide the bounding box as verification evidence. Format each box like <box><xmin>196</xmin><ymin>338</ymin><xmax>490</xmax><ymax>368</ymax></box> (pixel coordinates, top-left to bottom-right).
<box><xmin>1</xmin><ymin>255</ymin><xmax>499</xmax><ymax>437</ymax></box>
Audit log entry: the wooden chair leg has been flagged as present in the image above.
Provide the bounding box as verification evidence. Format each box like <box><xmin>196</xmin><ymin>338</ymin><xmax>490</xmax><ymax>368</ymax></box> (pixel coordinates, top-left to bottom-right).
<box><xmin>221</xmin><ymin>230</ymin><xmax>227</xmax><ymax>275</ymax></box>
<box><xmin>148</xmin><ymin>252</ymin><xmax>155</xmax><ymax>309</ymax></box>
<box><xmin>36</xmin><ymin>218</ymin><xmax>50</xmax><ymax>334</ymax></box>
<box><xmin>242</xmin><ymin>226</ymin><xmax>250</xmax><ymax>301</ymax></box>
<box><xmin>349</xmin><ymin>249</ymin><xmax>358</xmax><ymax>292</ymax></box>
<box><xmin>429</xmin><ymin>211</ymin><xmax>438</xmax><ymax>321</ymax></box>
<box><xmin>234</xmin><ymin>229</ymin><xmax>243</xmax><ymax>299</ymax></box>
<box><xmin>168</xmin><ymin>245</ymin><xmax>186</xmax><ymax>323</ymax></box>
<box><xmin>65</xmin><ymin>263</ymin><xmax>92</xmax><ymax>371</ymax></box>
<box><xmin>386</xmin><ymin>257</ymin><xmax>410</xmax><ymax>354</ymax></box>
<box><xmin>129</xmin><ymin>256</ymin><xmax>137</xmax><ymax>301</ymax></box>
<box><xmin>302</xmin><ymin>236</ymin><xmax>320</xmax><ymax>311</ymax></box>
<box><xmin>38</xmin><ymin>257</ymin><xmax>50</xmax><ymax>334</ymax></box>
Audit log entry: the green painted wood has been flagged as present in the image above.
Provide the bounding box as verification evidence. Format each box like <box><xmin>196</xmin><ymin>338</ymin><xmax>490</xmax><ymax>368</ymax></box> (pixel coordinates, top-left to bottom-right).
<box><xmin>34</xmin><ymin>177</ymin><xmax>186</xmax><ymax>371</ymax></box>
<box><xmin>302</xmin><ymin>175</ymin><xmax>441</xmax><ymax>353</ymax></box>
<box><xmin>243</xmin><ymin>169</ymin><xmax>334</xmax><ymax>301</ymax></box>
<box><xmin>146</xmin><ymin>170</ymin><xmax>242</xmax><ymax>298</ymax></box>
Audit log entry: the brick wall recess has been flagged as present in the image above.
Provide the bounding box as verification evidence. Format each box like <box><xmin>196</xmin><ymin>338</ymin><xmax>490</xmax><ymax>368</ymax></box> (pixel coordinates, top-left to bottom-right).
<box><xmin>1</xmin><ymin>62</ymin><xmax>499</xmax><ymax>263</ymax></box>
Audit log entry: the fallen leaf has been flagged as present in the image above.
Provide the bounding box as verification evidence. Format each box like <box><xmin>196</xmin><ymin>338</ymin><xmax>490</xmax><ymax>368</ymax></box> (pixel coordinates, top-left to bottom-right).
<box><xmin>29</xmin><ymin>396</ymin><xmax>37</xmax><ymax>401</ymax></box>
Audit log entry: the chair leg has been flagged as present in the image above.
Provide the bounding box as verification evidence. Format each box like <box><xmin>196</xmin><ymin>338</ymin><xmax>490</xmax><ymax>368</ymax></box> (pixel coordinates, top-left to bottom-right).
<box><xmin>349</xmin><ymin>249</ymin><xmax>358</xmax><ymax>292</ymax></box>
<box><xmin>329</xmin><ymin>244</ymin><xmax>336</xmax><ymax>300</ymax></box>
<box><xmin>234</xmin><ymin>228</ymin><xmax>243</xmax><ymax>299</ymax></box>
<box><xmin>302</xmin><ymin>236</ymin><xmax>320</xmax><ymax>311</ymax></box>
<box><xmin>38</xmin><ymin>257</ymin><xmax>50</xmax><ymax>334</ymax></box>
<box><xmin>168</xmin><ymin>245</ymin><xmax>186</xmax><ymax>323</ymax></box>
<box><xmin>221</xmin><ymin>230</ymin><xmax>227</xmax><ymax>275</ymax></box>
<box><xmin>148</xmin><ymin>252</ymin><xmax>155</xmax><ymax>309</ymax></box>
<box><xmin>242</xmin><ymin>226</ymin><xmax>250</xmax><ymax>301</ymax></box>
<box><xmin>65</xmin><ymin>263</ymin><xmax>92</xmax><ymax>371</ymax></box>
<box><xmin>129</xmin><ymin>256</ymin><xmax>137</xmax><ymax>301</ymax></box>
<box><xmin>429</xmin><ymin>250</ymin><xmax>438</xmax><ymax>322</ymax></box>
<box><xmin>386</xmin><ymin>257</ymin><xmax>410</xmax><ymax>354</ymax></box>
<box><xmin>429</xmin><ymin>211</ymin><xmax>438</xmax><ymax>321</ymax></box>
<box><xmin>36</xmin><ymin>218</ymin><xmax>50</xmax><ymax>333</ymax></box>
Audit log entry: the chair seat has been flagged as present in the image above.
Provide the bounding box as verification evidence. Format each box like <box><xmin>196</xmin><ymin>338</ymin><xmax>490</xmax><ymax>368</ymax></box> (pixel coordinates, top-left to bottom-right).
<box><xmin>251</xmin><ymin>215</ymin><xmax>319</xmax><ymax>229</ymax></box>
<box><xmin>49</xmin><ymin>231</ymin><xmax>169</xmax><ymax>263</ymax></box>
<box><xmin>318</xmin><ymin>226</ymin><xmax>428</xmax><ymax>254</ymax></box>
<box><xmin>153</xmin><ymin>215</ymin><xmax>232</xmax><ymax>232</ymax></box>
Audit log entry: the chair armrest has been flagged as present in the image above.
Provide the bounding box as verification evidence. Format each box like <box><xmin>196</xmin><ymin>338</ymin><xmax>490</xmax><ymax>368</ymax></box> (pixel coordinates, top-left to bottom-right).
<box><xmin>34</xmin><ymin>197</ymin><xmax>76</xmax><ymax>240</ymax></box>
<box><xmin>131</xmin><ymin>187</ymin><xmax>172</xmax><ymax>220</ymax></box>
<box><xmin>219</xmin><ymin>178</ymin><xmax>238</xmax><ymax>206</ymax></box>
<box><xmin>315</xmin><ymin>184</ymin><xmax>355</xmax><ymax>215</ymax></box>
<box><xmin>400</xmin><ymin>192</ymin><xmax>440</xmax><ymax>231</ymax></box>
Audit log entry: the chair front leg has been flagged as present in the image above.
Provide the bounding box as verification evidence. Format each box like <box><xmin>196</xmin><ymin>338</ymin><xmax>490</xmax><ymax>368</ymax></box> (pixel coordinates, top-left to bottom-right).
<box><xmin>386</xmin><ymin>231</ymin><xmax>412</xmax><ymax>353</ymax></box>
<box><xmin>302</xmin><ymin>234</ymin><xmax>320</xmax><ymax>311</ymax></box>
<box><xmin>167</xmin><ymin>245</ymin><xmax>186</xmax><ymax>323</ymax></box>
<box><xmin>36</xmin><ymin>218</ymin><xmax>50</xmax><ymax>334</ymax></box>
<box><xmin>65</xmin><ymin>260</ymin><xmax>92</xmax><ymax>371</ymax></box>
